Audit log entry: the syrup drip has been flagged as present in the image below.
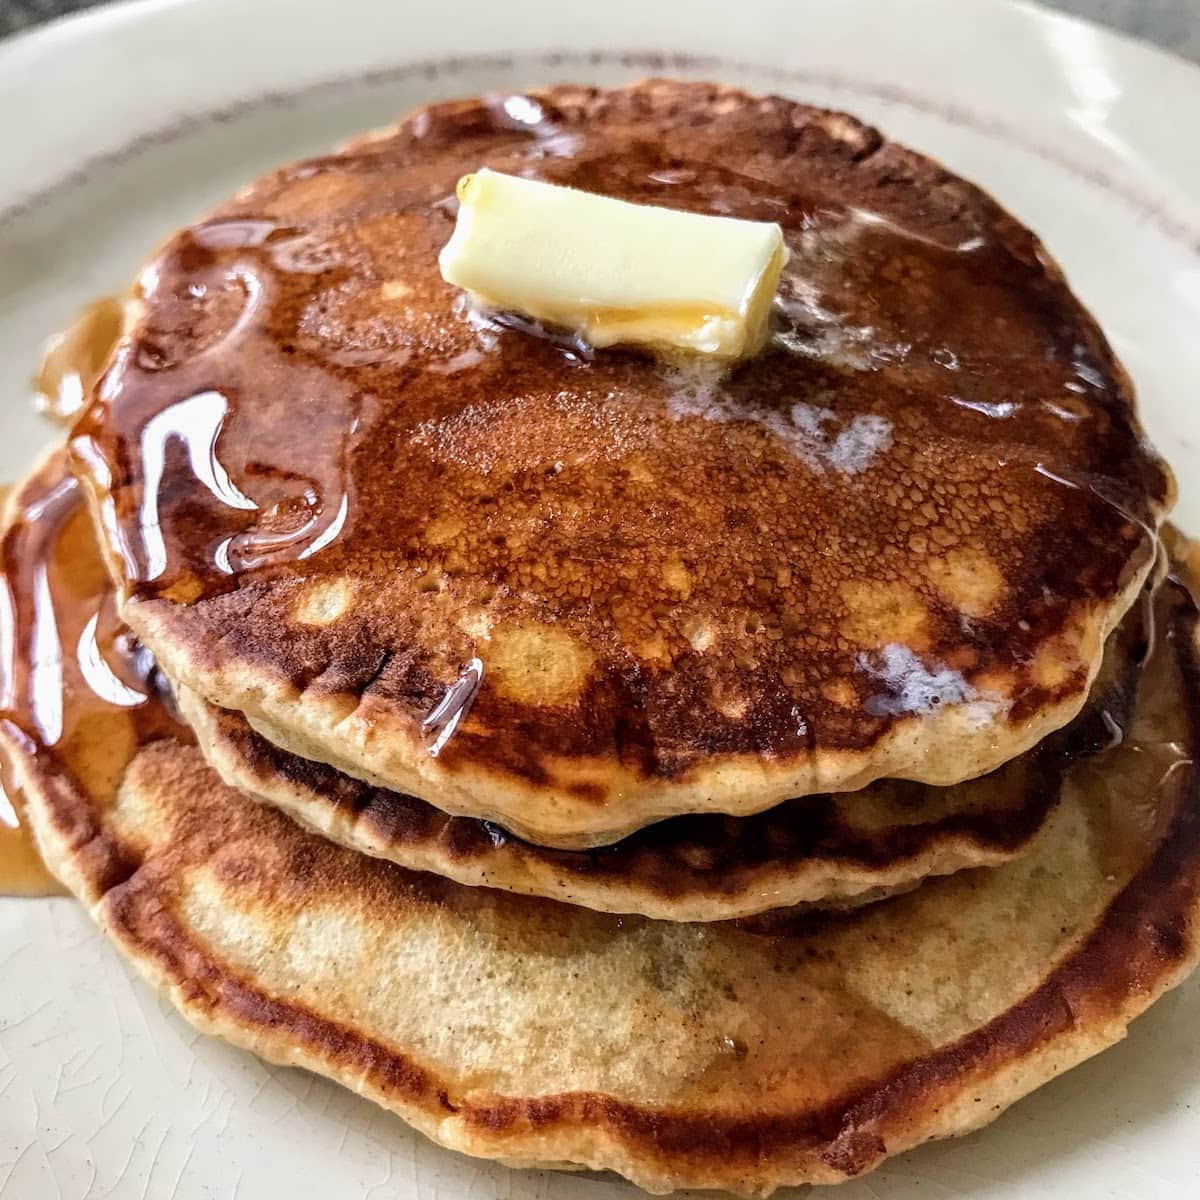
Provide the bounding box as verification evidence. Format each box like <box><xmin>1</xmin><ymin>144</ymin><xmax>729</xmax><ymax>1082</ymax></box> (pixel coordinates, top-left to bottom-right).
<box><xmin>1076</xmin><ymin>577</ymin><xmax>1197</xmax><ymax>880</ymax></box>
<box><xmin>0</xmin><ymin>458</ymin><xmax>192</xmax><ymax>898</ymax></box>
<box><xmin>0</xmin><ymin>476</ymin><xmax>65</xmax><ymax>896</ymax></box>
<box><xmin>73</xmin><ymin>226</ymin><xmax>369</xmax><ymax>592</ymax></box>
<box><xmin>1095</xmin><ymin>535</ymin><xmax>1200</xmax><ymax>875</ymax></box>
<box><xmin>0</xmin><ymin>792</ymin><xmax>63</xmax><ymax>895</ymax></box>
<box><xmin>34</xmin><ymin>296</ymin><xmax>126</xmax><ymax>426</ymax></box>
<box><xmin>423</xmin><ymin>657</ymin><xmax>485</xmax><ymax>757</ymax></box>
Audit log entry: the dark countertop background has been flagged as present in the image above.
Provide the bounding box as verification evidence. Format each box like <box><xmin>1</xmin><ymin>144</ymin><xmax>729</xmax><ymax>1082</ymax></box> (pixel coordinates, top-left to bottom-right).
<box><xmin>1</xmin><ymin>0</ymin><xmax>1199</xmax><ymax>61</ymax></box>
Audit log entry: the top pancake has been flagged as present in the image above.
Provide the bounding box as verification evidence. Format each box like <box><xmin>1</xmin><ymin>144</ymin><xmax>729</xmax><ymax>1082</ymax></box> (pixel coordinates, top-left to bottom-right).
<box><xmin>72</xmin><ymin>80</ymin><xmax>1172</xmax><ymax>846</ymax></box>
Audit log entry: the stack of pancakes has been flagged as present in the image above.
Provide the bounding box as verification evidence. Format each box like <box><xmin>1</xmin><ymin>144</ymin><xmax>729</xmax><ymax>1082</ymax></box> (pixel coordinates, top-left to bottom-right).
<box><xmin>5</xmin><ymin>81</ymin><xmax>1200</xmax><ymax>1193</ymax></box>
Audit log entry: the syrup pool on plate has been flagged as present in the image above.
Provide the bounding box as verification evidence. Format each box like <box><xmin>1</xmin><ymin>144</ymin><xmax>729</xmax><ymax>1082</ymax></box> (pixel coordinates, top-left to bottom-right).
<box><xmin>0</xmin><ymin>463</ymin><xmax>191</xmax><ymax>898</ymax></box>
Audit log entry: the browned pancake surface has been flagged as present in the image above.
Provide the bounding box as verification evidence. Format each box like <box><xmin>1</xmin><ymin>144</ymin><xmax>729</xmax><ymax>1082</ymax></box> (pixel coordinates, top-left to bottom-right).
<box><xmin>72</xmin><ymin>81</ymin><xmax>1171</xmax><ymax>842</ymax></box>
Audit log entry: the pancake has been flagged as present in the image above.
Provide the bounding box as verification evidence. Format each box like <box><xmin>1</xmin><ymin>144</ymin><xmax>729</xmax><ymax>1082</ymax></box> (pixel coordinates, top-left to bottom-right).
<box><xmin>7</xmin><ymin>453</ymin><xmax>1200</xmax><ymax>1194</ymax></box>
<box><xmin>180</xmin><ymin>593</ymin><xmax>1146</xmax><ymax>918</ymax></box>
<box><xmin>25</xmin><ymin>448</ymin><xmax>1148</xmax><ymax>918</ymax></box>
<box><xmin>71</xmin><ymin>80</ymin><xmax>1173</xmax><ymax>846</ymax></box>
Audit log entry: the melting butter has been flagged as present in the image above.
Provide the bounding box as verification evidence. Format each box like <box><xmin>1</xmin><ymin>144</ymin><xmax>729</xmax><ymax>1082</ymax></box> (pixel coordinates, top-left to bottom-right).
<box><xmin>439</xmin><ymin>169</ymin><xmax>787</xmax><ymax>361</ymax></box>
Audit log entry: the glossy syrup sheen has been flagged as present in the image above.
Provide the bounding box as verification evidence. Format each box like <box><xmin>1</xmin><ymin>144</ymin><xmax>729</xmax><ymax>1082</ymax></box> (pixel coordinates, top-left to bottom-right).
<box><xmin>36</xmin><ymin>296</ymin><xmax>127</xmax><ymax>427</ymax></box>
<box><xmin>70</xmin><ymin>82</ymin><xmax>1173</xmax><ymax>782</ymax></box>
<box><xmin>0</xmin><ymin>481</ymin><xmax>64</xmax><ymax>897</ymax></box>
<box><xmin>0</xmin><ymin>454</ymin><xmax>191</xmax><ymax>897</ymax></box>
<box><xmin>0</xmin><ymin>787</ymin><xmax>63</xmax><ymax>896</ymax></box>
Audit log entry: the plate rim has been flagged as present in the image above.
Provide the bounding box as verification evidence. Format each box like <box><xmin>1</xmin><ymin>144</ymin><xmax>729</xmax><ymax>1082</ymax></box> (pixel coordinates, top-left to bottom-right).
<box><xmin>3</xmin><ymin>0</ymin><xmax>1200</xmax><ymax>228</ymax></box>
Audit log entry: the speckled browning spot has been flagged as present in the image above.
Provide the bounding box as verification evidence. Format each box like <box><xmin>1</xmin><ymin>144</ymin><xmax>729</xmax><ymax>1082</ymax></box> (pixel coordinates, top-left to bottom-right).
<box><xmin>162</xmin><ymin>572</ymin><xmax>204</xmax><ymax>605</ymax></box>
<box><xmin>822</xmin><ymin>680</ymin><xmax>857</xmax><ymax>707</ymax></box>
<box><xmin>928</xmin><ymin>547</ymin><xmax>1006</xmax><ymax>617</ymax></box>
<box><xmin>839</xmin><ymin>580</ymin><xmax>930</xmax><ymax>649</ymax></box>
<box><xmin>424</xmin><ymin>512</ymin><xmax>465</xmax><ymax>546</ymax></box>
<box><xmin>257</xmin><ymin>171</ymin><xmax>370</xmax><ymax>220</ymax></box>
<box><xmin>662</xmin><ymin>554</ymin><xmax>692</xmax><ymax>598</ymax></box>
<box><xmin>457</xmin><ymin>609</ymin><xmax>492</xmax><ymax>640</ymax></box>
<box><xmin>486</xmin><ymin>622</ymin><xmax>594</xmax><ymax>707</ymax></box>
<box><xmin>294</xmin><ymin>578</ymin><xmax>354</xmax><ymax>627</ymax></box>
<box><xmin>1031</xmin><ymin>626</ymin><xmax>1088</xmax><ymax>691</ymax></box>
<box><xmin>713</xmin><ymin>692</ymin><xmax>751</xmax><ymax>721</ymax></box>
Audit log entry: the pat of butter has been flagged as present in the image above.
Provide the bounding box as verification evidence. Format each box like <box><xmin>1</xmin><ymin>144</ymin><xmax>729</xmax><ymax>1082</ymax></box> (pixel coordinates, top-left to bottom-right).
<box><xmin>438</xmin><ymin>169</ymin><xmax>787</xmax><ymax>361</ymax></box>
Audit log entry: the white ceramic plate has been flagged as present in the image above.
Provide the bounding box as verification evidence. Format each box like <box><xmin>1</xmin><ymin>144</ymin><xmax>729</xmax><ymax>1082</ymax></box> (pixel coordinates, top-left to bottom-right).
<box><xmin>3</xmin><ymin>1</ymin><xmax>1200</xmax><ymax>1196</ymax></box>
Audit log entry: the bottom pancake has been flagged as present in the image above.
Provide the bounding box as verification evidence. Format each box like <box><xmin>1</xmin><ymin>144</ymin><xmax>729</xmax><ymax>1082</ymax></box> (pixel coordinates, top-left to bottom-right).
<box><xmin>6</xmin><ymin>458</ymin><xmax>1200</xmax><ymax>1192</ymax></box>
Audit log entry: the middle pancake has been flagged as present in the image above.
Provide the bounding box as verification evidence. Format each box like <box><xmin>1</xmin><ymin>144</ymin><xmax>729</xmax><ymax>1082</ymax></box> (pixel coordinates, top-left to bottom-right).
<box><xmin>177</xmin><ymin>603</ymin><xmax>1146</xmax><ymax>920</ymax></box>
